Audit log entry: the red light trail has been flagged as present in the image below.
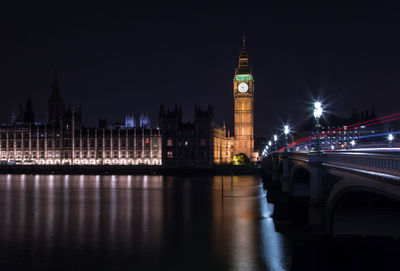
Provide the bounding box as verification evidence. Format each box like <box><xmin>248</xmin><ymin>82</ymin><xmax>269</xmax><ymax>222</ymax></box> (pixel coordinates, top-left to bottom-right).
<box><xmin>277</xmin><ymin>112</ymin><xmax>400</xmax><ymax>152</ymax></box>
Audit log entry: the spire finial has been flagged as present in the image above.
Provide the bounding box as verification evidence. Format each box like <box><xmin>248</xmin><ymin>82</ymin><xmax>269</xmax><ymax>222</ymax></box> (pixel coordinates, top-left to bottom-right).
<box><xmin>236</xmin><ymin>35</ymin><xmax>251</xmax><ymax>74</ymax></box>
<box><xmin>239</xmin><ymin>35</ymin><xmax>248</xmax><ymax>59</ymax></box>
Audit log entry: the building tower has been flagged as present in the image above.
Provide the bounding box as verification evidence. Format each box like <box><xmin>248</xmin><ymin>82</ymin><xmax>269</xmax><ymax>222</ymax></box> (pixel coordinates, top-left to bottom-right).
<box><xmin>48</xmin><ymin>70</ymin><xmax>65</xmax><ymax>127</ymax></box>
<box><xmin>233</xmin><ymin>35</ymin><xmax>254</xmax><ymax>158</ymax></box>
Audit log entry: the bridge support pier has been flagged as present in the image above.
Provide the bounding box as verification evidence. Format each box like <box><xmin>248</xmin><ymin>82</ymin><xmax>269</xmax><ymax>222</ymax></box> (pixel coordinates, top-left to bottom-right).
<box><xmin>280</xmin><ymin>152</ymin><xmax>292</xmax><ymax>195</ymax></box>
<box><xmin>271</xmin><ymin>154</ymin><xmax>279</xmax><ymax>182</ymax></box>
<box><xmin>308</xmin><ymin>152</ymin><xmax>326</xmax><ymax>227</ymax></box>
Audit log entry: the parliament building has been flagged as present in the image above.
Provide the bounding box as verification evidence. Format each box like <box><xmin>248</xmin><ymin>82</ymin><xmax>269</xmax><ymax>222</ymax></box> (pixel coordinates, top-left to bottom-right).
<box><xmin>0</xmin><ymin>37</ymin><xmax>256</xmax><ymax>166</ymax></box>
<box><xmin>0</xmin><ymin>74</ymin><xmax>162</xmax><ymax>165</ymax></box>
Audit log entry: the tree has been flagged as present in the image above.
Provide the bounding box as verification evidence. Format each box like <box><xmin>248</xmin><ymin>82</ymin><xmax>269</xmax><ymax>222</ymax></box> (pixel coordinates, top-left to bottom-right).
<box><xmin>232</xmin><ymin>153</ymin><xmax>250</xmax><ymax>165</ymax></box>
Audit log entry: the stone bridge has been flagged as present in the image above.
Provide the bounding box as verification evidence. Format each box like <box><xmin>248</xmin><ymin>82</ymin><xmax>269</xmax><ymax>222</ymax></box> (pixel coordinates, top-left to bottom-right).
<box><xmin>270</xmin><ymin>151</ymin><xmax>400</xmax><ymax>237</ymax></box>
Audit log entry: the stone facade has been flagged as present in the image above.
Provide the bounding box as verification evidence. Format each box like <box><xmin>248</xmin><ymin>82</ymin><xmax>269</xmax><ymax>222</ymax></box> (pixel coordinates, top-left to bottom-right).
<box><xmin>0</xmin><ymin>125</ymin><xmax>161</xmax><ymax>165</ymax></box>
<box><xmin>0</xmin><ymin>72</ymin><xmax>162</xmax><ymax>166</ymax></box>
<box><xmin>213</xmin><ymin>124</ymin><xmax>234</xmax><ymax>164</ymax></box>
<box><xmin>159</xmin><ymin>105</ymin><xmax>214</xmax><ymax>166</ymax></box>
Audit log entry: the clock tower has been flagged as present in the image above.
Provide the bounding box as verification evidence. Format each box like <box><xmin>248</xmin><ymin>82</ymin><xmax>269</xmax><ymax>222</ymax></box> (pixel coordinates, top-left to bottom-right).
<box><xmin>233</xmin><ymin>36</ymin><xmax>254</xmax><ymax>158</ymax></box>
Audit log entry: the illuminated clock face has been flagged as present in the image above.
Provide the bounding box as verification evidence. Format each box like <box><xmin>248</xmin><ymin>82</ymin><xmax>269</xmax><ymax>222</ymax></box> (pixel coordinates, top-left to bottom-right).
<box><xmin>238</xmin><ymin>82</ymin><xmax>249</xmax><ymax>93</ymax></box>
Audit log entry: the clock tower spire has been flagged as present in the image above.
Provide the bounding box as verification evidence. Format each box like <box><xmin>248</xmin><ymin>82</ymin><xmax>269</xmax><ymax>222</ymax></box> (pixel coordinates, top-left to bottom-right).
<box><xmin>233</xmin><ymin>35</ymin><xmax>254</xmax><ymax>159</ymax></box>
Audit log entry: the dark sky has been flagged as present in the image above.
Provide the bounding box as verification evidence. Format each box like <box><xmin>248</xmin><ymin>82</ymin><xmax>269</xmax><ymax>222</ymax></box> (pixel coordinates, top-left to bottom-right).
<box><xmin>1</xmin><ymin>2</ymin><xmax>399</xmax><ymax>137</ymax></box>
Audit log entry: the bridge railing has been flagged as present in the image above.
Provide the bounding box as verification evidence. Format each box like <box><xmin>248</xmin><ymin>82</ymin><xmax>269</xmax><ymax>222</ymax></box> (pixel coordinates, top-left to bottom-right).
<box><xmin>289</xmin><ymin>151</ymin><xmax>309</xmax><ymax>163</ymax></box>
<box><xmin>322</xmin><ymin>152</ymin><xmax>400</xmax><ymax>177</ymax></box>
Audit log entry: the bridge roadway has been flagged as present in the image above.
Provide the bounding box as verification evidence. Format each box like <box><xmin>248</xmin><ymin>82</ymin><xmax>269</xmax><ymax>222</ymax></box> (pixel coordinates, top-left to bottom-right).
<box><xmin>269</xmin><ymin>150</ymin><xmax>400</xmax><ymax>237</ymax></box>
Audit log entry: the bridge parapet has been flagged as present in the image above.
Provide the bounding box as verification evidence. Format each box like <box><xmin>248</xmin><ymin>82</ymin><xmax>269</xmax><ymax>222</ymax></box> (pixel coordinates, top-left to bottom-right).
<box><xmin>322</xmin><ymin>152</ymin><xmax>400</xmax><ymax>177</ymax></box>
<box><xmin>288</xmin><ymin>151</ymin><xmax>309</xmax><ymax>163</ymax></box>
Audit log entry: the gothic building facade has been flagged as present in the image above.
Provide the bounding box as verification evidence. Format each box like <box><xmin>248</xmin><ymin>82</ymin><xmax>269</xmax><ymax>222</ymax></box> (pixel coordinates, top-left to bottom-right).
<box><xmin>0</xmin><ymin>73</ymin><xmax>162</xmax><ymax>165</ymax></box>
<box><xmin>159</xmin><ymin>105</ymin><xmax>214</xmax><ymax>166</ymax></box>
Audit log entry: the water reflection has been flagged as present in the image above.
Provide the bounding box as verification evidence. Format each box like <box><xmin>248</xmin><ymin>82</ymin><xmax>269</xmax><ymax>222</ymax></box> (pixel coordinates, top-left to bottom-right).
<box><xmin>0</xmin><ymin>174</ymin><xmax>291</xmax><ymax>270</ymax></box>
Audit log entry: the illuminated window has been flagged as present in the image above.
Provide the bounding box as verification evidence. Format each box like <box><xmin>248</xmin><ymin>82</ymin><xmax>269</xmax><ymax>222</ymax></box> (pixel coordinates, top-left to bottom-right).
<box><xmin>167</xmin><ymin>139</ymin><xmax>173</xmax><ymax>147</ymax></box>
<box><xmin>167</xmin><ymin>151</ymin><xmax>173</xmax><ymax>158</ymax></box>
<box><xmin>184</xmin><ymin>141</ymin><xmax>189</xmax><ymax>146</ymax></box>
<box><xmin>145</xmin><ymin>138</ymin><xmax>150</xmax><ymax>144</ymax></box>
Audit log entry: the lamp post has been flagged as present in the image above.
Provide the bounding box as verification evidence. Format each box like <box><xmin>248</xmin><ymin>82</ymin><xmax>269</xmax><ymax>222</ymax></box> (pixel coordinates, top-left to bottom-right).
<box><xmin>273</xmin><ymin>134</ymin><xmax>278</xmax><ymax>152</ymax></box>
<box><xmin>350</xmin><ymin>140</ymin><xmax>356</xmax><ymax>149</ymax></box>
<box><xmin>313</xmin><ymin>102</ymin><xmax>323</xmax><ymax>152</ymax></box>
<box><xmin>284</xmin><ymin>125</ymin><xmax>289</xmax><ymax>152</ymax></box>
<box><xmin>388</xmin><ymin>133</ymin><xmax>394</xmax><ymax>147</ymax></box>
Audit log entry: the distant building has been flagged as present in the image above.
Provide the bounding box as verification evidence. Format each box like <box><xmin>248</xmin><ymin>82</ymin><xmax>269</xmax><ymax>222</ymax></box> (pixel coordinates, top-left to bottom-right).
<box><xmin>213</xmin><ymin>123</ymin><xmax>234</xmax><ymax>164</ymax></box>
<box><xmin>0</xmin><ymin>73</ymin><xmax>162</xmax><ymax>165</ymax></box>
<box><xmin>294</xmin><ymin>107</ymin><xmax>386</xmax><ymax>150</ymax></box>
<box><xmin>125</xmin><ymin>114</ymin><xmax>136</xmax><ymax>128</ymax></box>
<box><xmin>10</xmin><ymin>104</ymin><xmax>25</xmax><ymax>125</ymax></box>
<box><xmin>139</xmin><ymin>113</ymin><xmax>151</xmax><ymax>128</ymax></box>
<box><xmin>124</xmin><ymin>113</ymin><xmax>151</xmax><ymax>129</ymax></box>
<box><xmin>159</xmin><ymin>104</ymin><xmax>214</xmax><ymax>166</ymax></box>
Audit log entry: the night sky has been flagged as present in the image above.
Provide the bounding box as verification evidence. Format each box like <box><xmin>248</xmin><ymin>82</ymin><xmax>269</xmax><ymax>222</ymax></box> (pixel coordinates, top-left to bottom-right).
<box><xmin>1</xmin><ymin>2</ymin><xmax>399</xmax><ymax>137</ymax></box>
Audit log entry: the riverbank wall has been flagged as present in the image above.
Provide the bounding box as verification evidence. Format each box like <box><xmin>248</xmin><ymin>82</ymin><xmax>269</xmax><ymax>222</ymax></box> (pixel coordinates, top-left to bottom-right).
<box><xmin>0</xmin><ymin>165</ymin><xmax>262</xmax><ymax>176</ymax></box>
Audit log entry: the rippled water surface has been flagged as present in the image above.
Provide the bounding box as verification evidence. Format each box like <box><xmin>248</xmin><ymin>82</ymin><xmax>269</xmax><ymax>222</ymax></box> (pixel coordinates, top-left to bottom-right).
<box><xmin>0</xmin><ymin>174</ymin><xmax>292</xmax><ymax>270</ymax></box>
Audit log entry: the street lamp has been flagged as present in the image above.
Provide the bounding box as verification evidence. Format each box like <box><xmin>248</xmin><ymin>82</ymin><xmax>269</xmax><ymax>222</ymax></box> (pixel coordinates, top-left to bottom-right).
<box><xmin>388</xmin><ymin>133</ymin><xmax>394</xmax><ymax>147</ymax></box>
<box><xmin>313</xmin><ymin>101</ymin><xmax>323</xmax><ymax>152</ymax></box>
<box><xmin>273</xmin><ymin>134</ymin><xmax>278</xmax><ymax>152</ymax></box>
<box><xmin>284</xmin><ymin>125</ymin><xmax>289</xmax><ymax>151</ymax></box>
<box><xmin>350</xmin><ymin>140</ymin><xmax>356</xmax><ymax>148</ymax></box>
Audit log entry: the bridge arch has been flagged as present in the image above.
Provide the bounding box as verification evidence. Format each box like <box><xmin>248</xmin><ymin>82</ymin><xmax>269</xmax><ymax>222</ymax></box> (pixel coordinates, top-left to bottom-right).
<box><xmin>278</xmin><ymin>160</ymin><xmax>283</xmax><ymax>176</ymax></box>
<box><xmin>327</xmin><ymin>185</ymin><xmax>400</xmax><ymax>237</ymax></box>
<box><xmin>291</xmin><ymin>166</ymin><xmax>310</xmax><ymax>197</ymax></box>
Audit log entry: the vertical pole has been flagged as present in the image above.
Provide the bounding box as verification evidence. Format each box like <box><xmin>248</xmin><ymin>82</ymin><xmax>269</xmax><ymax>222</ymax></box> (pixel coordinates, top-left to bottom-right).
<box><xmin>221</xmin><ymin>177</ymin><xmax>224</xmax><ymax>197</ymax></box>
<box><xmin>316</xmin><ymin>118</ymin><xmax>320</xmax><ymax>152</ymax></box>
<box><xmin>285</xmin><ymin>134</ymin><xmax>288</xmax><ymax>152</ymax></box>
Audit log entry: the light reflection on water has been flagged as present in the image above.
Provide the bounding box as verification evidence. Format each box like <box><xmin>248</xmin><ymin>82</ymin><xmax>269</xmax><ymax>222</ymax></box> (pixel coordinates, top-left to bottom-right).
<box><xmin>0</xmin><ymin>174</ymin><xmax>291</xmax><ymax>270</ymax></box>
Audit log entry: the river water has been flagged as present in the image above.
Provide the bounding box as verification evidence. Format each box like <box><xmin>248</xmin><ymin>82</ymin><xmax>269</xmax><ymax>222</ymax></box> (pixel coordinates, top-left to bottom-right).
<box><xmin>0</xmin><ymin>174</ymin><xmax>292</xmax><ymax>270</ymax></box>
<box><xmin>0</xmin><ymin>174</ymin><xmax>398</xmax><ymax>271</ymax></box>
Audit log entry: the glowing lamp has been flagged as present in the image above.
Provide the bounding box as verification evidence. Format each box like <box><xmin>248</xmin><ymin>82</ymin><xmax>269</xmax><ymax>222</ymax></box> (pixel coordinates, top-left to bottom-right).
<box><xmin>284</xmin><ymin>125</ymin><xmax>289</xmax><ymax>135</ymax></box>
<box><xmin>313</xmin><ymin>101</ymin><xmax>323</xmax><ymax>119</ymax></box>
